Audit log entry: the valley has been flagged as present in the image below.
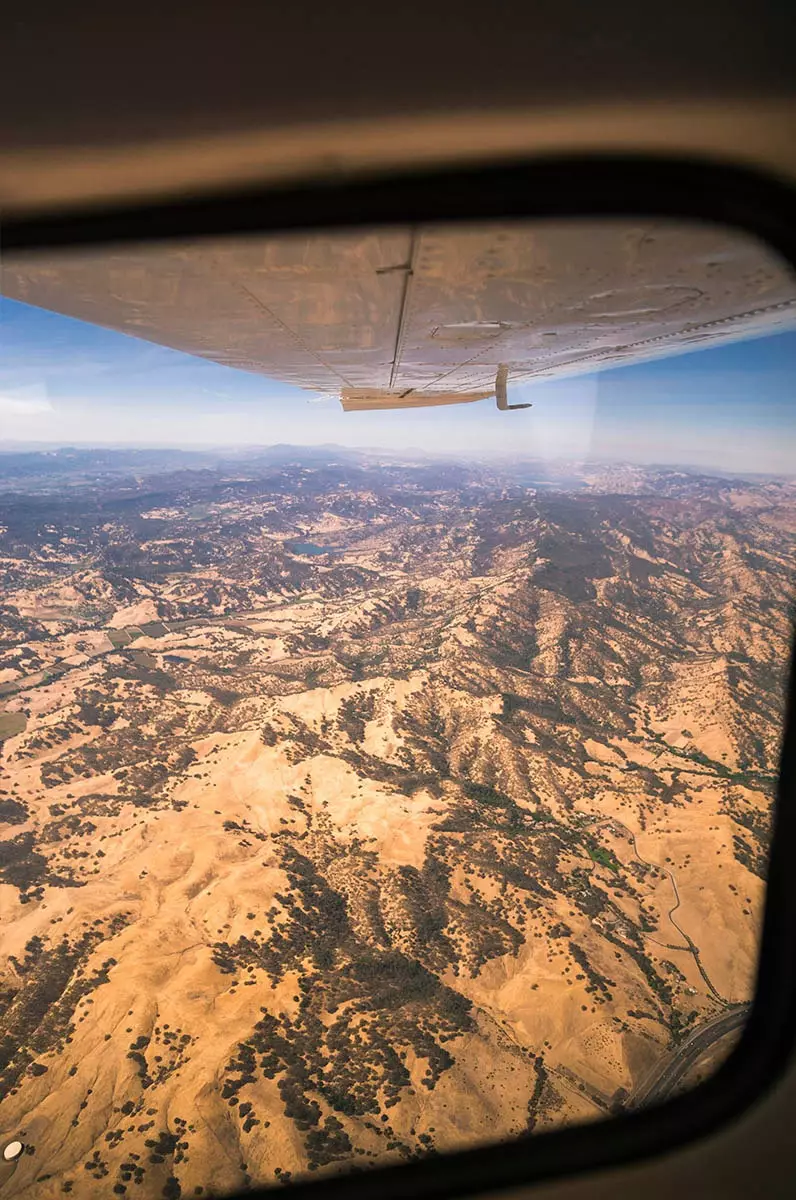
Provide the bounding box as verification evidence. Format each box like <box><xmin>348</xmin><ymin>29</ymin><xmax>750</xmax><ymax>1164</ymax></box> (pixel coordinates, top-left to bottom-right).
<box><xmin>0</xmin><ymin>446</ymin><xmax>792</xmax><ymax>1197</ymax></box>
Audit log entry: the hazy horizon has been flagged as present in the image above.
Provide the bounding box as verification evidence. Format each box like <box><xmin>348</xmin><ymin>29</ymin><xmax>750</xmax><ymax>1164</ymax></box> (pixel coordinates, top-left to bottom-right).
<box><xmin>1</xmin><ymin>440</ymin><xmax>794</xmax><ymax>486</ymax></box>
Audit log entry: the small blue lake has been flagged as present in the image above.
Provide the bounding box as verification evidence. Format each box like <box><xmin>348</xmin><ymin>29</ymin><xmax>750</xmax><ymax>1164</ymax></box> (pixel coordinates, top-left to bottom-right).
<box><xmin>288</xmin><ymin>542</ymin><xmax>343</xmax><ymax>556</ymax></box>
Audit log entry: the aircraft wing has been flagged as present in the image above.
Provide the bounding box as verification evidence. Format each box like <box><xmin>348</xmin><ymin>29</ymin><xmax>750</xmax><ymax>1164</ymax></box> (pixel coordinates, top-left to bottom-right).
<box><xmin>2</xmin><ymin>220</ymin><xmax>795</xmax><ymax>411</ymax></box>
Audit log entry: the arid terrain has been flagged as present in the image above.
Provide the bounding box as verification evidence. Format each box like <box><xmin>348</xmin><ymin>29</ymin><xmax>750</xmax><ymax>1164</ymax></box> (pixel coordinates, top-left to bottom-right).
<box><xmin>0</xmin><ymin>446</ymin><xmax>792</xmax><ymax>1198</ymax></box>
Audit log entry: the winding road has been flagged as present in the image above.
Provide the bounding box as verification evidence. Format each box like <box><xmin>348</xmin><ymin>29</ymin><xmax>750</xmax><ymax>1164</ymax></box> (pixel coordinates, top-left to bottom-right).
<box><xmin>592</xmin><ymin>816</ymin><xmax>726</xmax><ymax>1003</ymax></box>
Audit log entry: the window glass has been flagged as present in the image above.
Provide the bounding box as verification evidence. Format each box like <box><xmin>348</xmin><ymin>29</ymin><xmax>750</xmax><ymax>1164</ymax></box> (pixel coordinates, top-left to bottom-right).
<box><xmin>0</xmin><ymin>220</ymin><xmax>794</xmax><ymax>1193</ymax></box>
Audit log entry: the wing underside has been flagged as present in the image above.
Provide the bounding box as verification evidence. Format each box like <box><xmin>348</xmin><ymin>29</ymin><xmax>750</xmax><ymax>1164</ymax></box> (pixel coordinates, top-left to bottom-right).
<box><xmin>2</xmin><ymin>220</ymin><xmax>795</xmax><ymax>410</ymax></box>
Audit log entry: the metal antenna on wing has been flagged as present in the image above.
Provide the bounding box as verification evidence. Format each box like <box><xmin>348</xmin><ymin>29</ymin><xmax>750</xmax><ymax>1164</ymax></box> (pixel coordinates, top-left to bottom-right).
<box><xmin>495</xmin><ymin>364</ymin><xmax>532</xmax><ymax>411</ymax></box>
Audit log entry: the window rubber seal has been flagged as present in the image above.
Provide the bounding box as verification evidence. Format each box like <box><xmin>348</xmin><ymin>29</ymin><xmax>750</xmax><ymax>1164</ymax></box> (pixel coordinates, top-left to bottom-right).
<box><xmin>3</xmin><ymin>152</ymin><xmax>796</xmax><ymax>1200</ymax></box>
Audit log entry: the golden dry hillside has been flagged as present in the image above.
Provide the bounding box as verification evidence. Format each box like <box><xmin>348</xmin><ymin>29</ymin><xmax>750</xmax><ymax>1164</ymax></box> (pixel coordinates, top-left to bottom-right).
<box><xmin>0</xmin><ymin>448</ymin><xmax>792</xmax><ymax>1197</ymax></box>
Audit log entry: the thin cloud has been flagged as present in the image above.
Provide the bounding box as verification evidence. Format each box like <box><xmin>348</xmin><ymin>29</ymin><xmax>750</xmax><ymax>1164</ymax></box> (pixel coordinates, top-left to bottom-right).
<box><xmin>0</xmin><ymin>390</ymin><xmax>54</xmax><ymax>416</ymax></box>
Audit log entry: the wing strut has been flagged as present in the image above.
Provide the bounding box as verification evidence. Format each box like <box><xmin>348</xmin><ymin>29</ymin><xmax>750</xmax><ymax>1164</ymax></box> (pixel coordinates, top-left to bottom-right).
<box><xmin>495</xmin><ymin>364</ymin><xmax>532</xmax><ymax>411</ymax></box>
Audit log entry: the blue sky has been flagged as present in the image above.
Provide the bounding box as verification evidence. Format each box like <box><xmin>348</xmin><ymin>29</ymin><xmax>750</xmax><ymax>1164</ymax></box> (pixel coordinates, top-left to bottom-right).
<box><xmin>0</xmin><ymin>295</ymin><xmax>794</xmax><ymax>474</ymax></box>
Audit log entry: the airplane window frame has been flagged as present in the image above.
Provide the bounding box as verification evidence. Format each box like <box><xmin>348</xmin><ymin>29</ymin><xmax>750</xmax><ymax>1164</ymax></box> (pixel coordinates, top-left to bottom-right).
<box><xmin>3</xmin><ymin>154</ymin><xmax>796</xmax><ymax>1200</ymax></box>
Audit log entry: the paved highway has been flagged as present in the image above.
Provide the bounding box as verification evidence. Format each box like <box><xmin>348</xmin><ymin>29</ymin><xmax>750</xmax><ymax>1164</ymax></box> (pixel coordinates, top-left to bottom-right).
<box><xmin>629</xmin><ymin>1005</ymin><xmax>750</xmax><ymax>1107</ymax></box>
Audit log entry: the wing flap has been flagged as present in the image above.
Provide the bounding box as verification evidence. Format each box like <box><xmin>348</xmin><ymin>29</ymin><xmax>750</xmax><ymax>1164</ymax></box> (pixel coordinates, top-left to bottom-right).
<box><xmin>340</xmin><ymin>388</ymin><xmax>494</xmax><ymax>412</ymax></box>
